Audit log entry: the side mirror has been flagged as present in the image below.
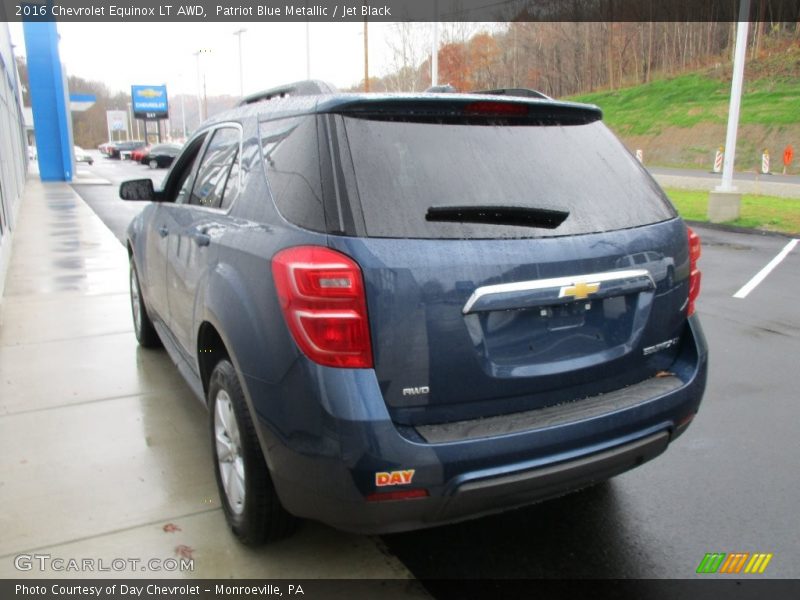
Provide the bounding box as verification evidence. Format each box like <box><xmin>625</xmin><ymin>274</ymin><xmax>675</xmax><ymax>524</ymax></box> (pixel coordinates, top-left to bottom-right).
<box><xmin>119</xmin><ymin>178</ymin><xmax>161</xmax><ymax>201</ymax></box>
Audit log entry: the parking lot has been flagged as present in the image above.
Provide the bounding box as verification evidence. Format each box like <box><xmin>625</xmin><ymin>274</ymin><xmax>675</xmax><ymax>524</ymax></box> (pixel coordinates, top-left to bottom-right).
<box><xmin>1</xmin><ymin>152</ymin><xmax>798</xmax><ymax>586</ymax></box>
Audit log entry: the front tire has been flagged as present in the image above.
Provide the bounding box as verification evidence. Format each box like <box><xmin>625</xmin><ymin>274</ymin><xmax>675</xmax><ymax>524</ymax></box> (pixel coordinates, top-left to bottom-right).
<box><xmin>209</xmin><ymin>359</ymin><xmax>298</xmax><ymax>545</ymax></box>
<box><xmin>129</xmin><ymin>259</ymin><xmax>161</xmax><ymax>348</ymax></box>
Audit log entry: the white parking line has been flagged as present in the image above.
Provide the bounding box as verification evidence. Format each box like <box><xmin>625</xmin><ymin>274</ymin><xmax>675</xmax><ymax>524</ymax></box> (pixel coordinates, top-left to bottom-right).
<box><xmin>733</xmin><ymin>238</ymin><xmax>799</xmax><ymax>299</ymax></box>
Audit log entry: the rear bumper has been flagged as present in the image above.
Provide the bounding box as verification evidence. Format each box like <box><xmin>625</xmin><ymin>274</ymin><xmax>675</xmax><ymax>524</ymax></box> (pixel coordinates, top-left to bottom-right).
<box><xmin>441</xmin><ymin>430</ymin><xmax>669</xmax><ymax>523</ymax></box>
<box><xmin>244</xmin><ymin>315</ymin><xmax>708</xmax><ymax>534</ymax></box>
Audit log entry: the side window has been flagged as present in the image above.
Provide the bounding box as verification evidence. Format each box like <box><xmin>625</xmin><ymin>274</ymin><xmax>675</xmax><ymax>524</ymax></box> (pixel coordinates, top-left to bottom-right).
<box><xmin>190</xmin><ymin>126</ymin><xmax>241</xmax><ymax>209</ymax></box>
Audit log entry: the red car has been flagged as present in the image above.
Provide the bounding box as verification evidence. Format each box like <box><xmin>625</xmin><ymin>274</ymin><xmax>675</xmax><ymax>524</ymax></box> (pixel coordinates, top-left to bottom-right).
<box><xmin>131</xmin><ymin>146</ymin><xmax>151</xmax><ymax>162</ymax></box>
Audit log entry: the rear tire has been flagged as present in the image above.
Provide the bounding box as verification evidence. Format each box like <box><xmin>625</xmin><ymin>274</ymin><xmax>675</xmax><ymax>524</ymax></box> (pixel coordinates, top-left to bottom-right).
<box><xmin>209</xmin><ymin>359</ymin><xmax>298</xmax><ymax>545</ymax></box>
<box><xmin>129</xmin><ymin>259</ymin><xmax>161</xmax><ymax>348</ymax></box>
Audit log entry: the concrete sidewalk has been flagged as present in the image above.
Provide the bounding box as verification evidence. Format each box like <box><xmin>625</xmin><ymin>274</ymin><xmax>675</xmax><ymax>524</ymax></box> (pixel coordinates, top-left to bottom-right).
<box><xmin>0</xmin><ymin>176</ymin><xmax>424</xmax><ymax>589</ymax></box>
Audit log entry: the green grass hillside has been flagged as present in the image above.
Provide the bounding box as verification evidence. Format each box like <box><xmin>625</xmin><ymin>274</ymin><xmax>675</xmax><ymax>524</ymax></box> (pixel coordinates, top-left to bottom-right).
<box><xmin>569</xmin><ymin>45</ymin><xmax>800</xmax><ymax>172</ymax></box>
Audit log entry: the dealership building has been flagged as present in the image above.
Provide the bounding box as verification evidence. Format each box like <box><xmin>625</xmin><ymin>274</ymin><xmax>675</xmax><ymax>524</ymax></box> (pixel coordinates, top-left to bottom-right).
<box><xmin>0</xmin><ymin>22</ymin><xmax>28</xmax><ymax>300</ymax></box>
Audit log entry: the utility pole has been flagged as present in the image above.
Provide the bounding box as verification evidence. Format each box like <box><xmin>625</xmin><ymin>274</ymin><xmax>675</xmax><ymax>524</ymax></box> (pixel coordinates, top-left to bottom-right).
<box><xmin>233</xmin><ymin>28</ymin><xmax>247</xmax><ymax>97</ymax></box>
<box><xmin>431</xmin><ymin>20</ymin><xmax>439</xmax><ymax>87</ymax></box>
<box><xmin>363</xmin><ymin>18</ymin><xmax>369</xmax><ymax>91</ymax></box>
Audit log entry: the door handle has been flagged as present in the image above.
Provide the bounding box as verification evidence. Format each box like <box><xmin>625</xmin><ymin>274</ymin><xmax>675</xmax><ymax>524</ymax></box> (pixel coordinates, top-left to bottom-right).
<box><xmin>158</xmin><ymin>225</ymin><xmax>169</xmax><ymax>238</ymax></box>
<box><xmin>191</xmin><ymin>226</ymin><xmax>211</xmax><ymax>247</ymax></box>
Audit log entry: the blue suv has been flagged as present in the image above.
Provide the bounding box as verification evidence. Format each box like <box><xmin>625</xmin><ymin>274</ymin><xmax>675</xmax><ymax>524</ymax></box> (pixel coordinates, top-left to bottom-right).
<box><xmin>121</xmin><ymin>81</ymin><xmax>708</xmax><ymax>544</ymax></box>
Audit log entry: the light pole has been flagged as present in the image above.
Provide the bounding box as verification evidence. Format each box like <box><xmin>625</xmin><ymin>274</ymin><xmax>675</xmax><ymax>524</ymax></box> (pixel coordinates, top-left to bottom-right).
<box><xmin>126</xmin><ymin>102</ymin><xmax>133</xmax><ymax>141</ymax></box>
<box><xmin>193</xmin><ymin>50</ymin><xmax>203</xmax><ymax>124</ymax></box>
<box><xmin>305</xmin><ymin>22</ymin><xmax>311</xmax><ymax>79</ymax></box>
<box><xmin>180</xmin><ymin>91</ymin><xmax>187</xmax><ymax>139</ymax></box>
<box><xmin>194</xmin><ymin>49</ymin><xmax>212</xmax><ymax>123</ymax></box>
<box><xmin>233</xmin><ymin>28</ymin><xmax>247</xmax><ymax>97</ymax></box>
<box><xmin>708</xmin><ymin>0</ymin><xmax>750</xmax><ymax>223</ymax></box>
<box><xmin>718</xmin><ymin>0</ymin><xmax>750</xmax><ymax>193</ymax></box>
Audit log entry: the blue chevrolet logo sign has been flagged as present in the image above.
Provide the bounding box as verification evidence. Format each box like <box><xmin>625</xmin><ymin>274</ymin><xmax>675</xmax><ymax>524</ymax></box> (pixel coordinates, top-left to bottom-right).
<box><xmin>131</xmin><ymin>85</ymin><xmax>169</xmax><ymax>119</ymax></box>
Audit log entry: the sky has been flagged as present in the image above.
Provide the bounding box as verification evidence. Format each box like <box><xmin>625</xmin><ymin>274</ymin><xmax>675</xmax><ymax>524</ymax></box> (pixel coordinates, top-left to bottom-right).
<box><xmin>7</xmin><ymin>21</ymin><xmax>431</xmax><ymax>97</ymax></box>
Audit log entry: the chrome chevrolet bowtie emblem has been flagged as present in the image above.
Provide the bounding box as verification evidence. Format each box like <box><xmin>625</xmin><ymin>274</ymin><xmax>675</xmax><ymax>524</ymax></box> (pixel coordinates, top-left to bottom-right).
<box><xmin>559</xmin><ymin>281</ymin><xmax>601</xmax><ymax>300</ymax></box>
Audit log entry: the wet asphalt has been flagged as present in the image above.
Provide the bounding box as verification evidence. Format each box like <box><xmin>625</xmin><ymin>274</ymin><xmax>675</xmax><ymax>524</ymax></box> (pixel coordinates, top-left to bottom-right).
<box><xmin>73</xmin><ymin>154</ymin><xmax>800</xmax><ymax>582</ymax></box>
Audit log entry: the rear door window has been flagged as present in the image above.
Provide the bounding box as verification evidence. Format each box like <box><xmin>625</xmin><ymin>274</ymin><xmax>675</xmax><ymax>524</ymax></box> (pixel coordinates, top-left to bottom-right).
<box><xmin>340</xmin><ymin>117</ymin><xmax>676</xmax><ymax>239</ymax></box>
<box><xmin>259</xmin><ymin>117</ymin><xmax>326</xmax><ymax>232</ymax></box>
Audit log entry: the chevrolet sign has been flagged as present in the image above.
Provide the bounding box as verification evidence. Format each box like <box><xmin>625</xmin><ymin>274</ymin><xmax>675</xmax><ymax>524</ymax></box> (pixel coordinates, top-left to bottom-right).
<box><xmin>131</xmin><ymin>85</ymin><xmax>169</xmax><ymax>119</ymax></box>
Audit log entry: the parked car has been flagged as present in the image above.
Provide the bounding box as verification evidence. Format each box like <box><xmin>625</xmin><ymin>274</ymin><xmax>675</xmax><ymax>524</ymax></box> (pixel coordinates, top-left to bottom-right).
<box><xmin>120</xmin><ymin>81</ymin><xmax>708</xmax><ymax>545</ymax></box>
<box><xmin>131</xmin><ymin>146</ymin><xmax>151</xmax><ymax>163</ymax></box>
<box><xmin>108</xmin><ymin>140</ymin><xmax>146</xmax><ymax>159</ymax></box>
<box><xmin>98</xmin><ymin>141</ymin><xmax>113</xmax><ymax>155</ymax></box>
<box><xmin>74</xmin><ymin>146</ymin><xmax>94</xmax><ymax>165</ymax></box>
<box><xmin>143</xmin><ymin>143</ymin><xmax>182</xmax><ymax>169</ymax></box>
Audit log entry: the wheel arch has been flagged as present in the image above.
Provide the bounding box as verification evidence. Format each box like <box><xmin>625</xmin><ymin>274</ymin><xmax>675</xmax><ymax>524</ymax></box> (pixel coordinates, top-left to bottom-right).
<box><xmin>197</xmin><ymin>321</ymin><xmax>231</xmax><ymax>399</ymax></box>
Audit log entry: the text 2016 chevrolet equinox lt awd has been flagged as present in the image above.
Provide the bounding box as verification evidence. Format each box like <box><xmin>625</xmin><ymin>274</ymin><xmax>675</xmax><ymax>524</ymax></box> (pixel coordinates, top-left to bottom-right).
<box><xmin>120</xmin><ymin>81</ymin><xmax>707</xmax><ymax>544</ymax></box>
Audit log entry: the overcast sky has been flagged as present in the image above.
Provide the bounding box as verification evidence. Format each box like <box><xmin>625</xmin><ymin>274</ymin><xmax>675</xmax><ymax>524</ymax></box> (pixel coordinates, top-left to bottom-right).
<box><xmin>8</xmin><ymin>21</ymin><xmax>428</xmax><ymax>97</ymax></box>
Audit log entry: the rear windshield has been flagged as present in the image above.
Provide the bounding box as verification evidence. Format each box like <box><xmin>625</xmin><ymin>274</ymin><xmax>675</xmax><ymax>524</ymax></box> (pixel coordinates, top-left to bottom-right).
<box><xmin>340</xmin><ymin>117</ymin><xmax>676</xmax><ymax>239</ymax></box>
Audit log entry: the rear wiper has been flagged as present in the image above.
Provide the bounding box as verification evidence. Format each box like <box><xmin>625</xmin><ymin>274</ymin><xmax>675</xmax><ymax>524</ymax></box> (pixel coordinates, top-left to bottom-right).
<box><xmin>425</xmin><ymin>205</ymin><xmax>569</xmax><ymax>229</ymax></box>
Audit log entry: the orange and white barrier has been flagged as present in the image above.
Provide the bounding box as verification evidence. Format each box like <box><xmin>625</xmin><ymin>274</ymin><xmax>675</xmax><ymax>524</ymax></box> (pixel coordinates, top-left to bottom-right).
<box><xmin>713</xmin><ymin>148</ymin><xmax>723</xmax><ymax>173</ymax></box>
<box><xmin>635</xmin><ymin>149</ymin><xmax>643</xmax><ymax>163</ymax></box>
<box><xmin>761</xmin><ymin>149</ymin><xmax>770</xmax><ymax>174</ymax></box>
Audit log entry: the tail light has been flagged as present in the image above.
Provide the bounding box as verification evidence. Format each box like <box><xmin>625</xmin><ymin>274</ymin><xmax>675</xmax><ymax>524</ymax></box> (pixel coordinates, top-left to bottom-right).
<box><xmin>687</xmin><ymin>227</ymin><xmax>702</xmax><ymax>317</ymax></box>
<box><xmin>272</xmin><ymin>246</ymin><xmax>373</xmax><ymax>368</ymax></box>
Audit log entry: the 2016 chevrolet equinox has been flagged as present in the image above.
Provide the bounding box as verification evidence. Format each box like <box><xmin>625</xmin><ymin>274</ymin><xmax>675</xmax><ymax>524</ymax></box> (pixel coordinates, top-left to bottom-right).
<box><xmin>120</xmin><ymin>81</ymin><xmax>708</xmax><ymax>544</ymax></box>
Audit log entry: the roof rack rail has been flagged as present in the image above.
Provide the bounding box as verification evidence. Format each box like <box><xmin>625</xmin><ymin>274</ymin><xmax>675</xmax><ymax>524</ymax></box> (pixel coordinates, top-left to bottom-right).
<box><xmin>239</xmin><ymin>80</ymin><xmax>338</xmax><ymax>106</ymax></box>
<box><xmin>425</xmin><ymin>84</ymin><xmax>458</xmax><ymax>93</ymax></box>
<box><xmin>473</xmin><ymin>88</ymin><xmax>550</xmax><ymax>100</ymax></box>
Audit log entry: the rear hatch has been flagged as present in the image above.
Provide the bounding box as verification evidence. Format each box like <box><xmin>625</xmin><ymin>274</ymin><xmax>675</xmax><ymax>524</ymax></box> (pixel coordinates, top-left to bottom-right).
<box><xmin>309</xmin><ymin>98</ymin><xmax>688</xmax><ymax>425</ymax></box>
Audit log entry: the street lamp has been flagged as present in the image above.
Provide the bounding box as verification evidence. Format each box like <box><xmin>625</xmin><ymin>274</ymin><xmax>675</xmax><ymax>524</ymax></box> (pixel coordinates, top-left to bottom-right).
<box><xmin>233</xmin><ymin>28</ymin><xmax>247</xmax><ymax>97</ymax></box>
